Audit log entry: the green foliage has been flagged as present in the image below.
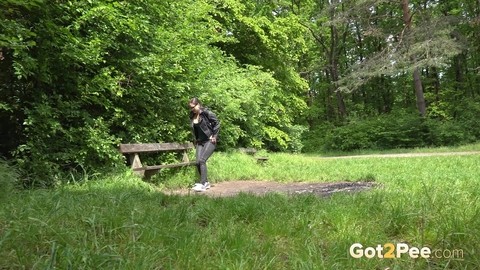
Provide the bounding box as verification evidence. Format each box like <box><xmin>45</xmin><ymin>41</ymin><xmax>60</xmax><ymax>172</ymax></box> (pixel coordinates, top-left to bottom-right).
<box><xmin>335</xmin><ymin>1</ymin><xmax>463</xmax><ymax>93</ymax></box>
<box><xmin>455</xmin><ymin>97</ymin><xmax>480</xmax><ymax>139</ymax></box>
<box><xmin>325</xmin><ymin>120</ymin><xmax>378</xmax><ymax>152</ymax></box>
<box><xmin>0</xmin><ymin>0</ymin><xmax>42</xmax><ymax>79</ymax></box>
<box><xmin>205</xmin><ymin>0</ymin><xmax>310</xmax><ymax>150</ymax></box>
<box><xmin>1</xmin><ymin>0</ymin><xmax>479</xmax><ymax>185</ymax></box>
<box><xmin>304</xmin><ymin>110</ymin><xmax>477</xmax><ymax>152</ymax></box>
<box><xmin>373</xmin><ymin>112</ymin><xmax>431</xmax><ymax>149</ymax></box>
<box><xmin>427</xmin><ymin>120</ymin><xmax>475</xmax><ymax>146</ymax></box>
<box><xmin>301</xmin><ymin>123</ymin><xmax>335</xmax><ymax>153</ymax></box>
<box><xmin>0</xmin><ymin>0</ymin><xmax>308</xmax><ymax>185</ymax></box>
<box><xmin>285</xmin><ymin>124</ymin><xmax>308</xmax><ymax>153</ymax></box>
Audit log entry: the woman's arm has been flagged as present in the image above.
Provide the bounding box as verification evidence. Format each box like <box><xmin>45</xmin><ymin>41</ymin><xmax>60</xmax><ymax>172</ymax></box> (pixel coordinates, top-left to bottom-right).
<box><xmin>206</xmin><ymin>110</ymin><xmax>220</xmax><ymax>138</ymax></box>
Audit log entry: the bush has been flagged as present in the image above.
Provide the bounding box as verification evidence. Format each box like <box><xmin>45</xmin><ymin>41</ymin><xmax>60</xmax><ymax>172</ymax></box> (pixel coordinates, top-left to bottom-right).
<box><xmin>425</xmin><ymin>120</ymin><xmax>475</xmax><ymax>146</ymax></box>
<box><xmin>373</xmin><ymin>112</ymin><xmax>430</xmax><ymax>149</ymax></box>
<box><xmin>301</xmin><ymin>123</ymin><xmax>335</xmax><ymax>152</ymax></box>
<box><xmin>285</xmin><ymin>125</ymin><xmax>308</xmax><ymax>153</ymax></box>
<box><xmin>455</xmin><ymin>98</ymin><xmax>480</xmax><ymax>139</ymax></box>
<box><xmin>303</xmin><ymin>110</ymin><xmax>476</xmax><ymax>152</ymax></box>
<box><xmin>323</xmin><ymin>120</ymin><xmax>377</xmax><ymax>151</ymax></box>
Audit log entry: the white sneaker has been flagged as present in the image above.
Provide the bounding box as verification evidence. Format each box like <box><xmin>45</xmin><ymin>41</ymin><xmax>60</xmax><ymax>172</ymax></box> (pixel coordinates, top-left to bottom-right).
<box><xmin>192</xmin><ymin>184</ymin><xmax>207</xmax><ymax>192</ymax></box>
<box><xmin>192</xmin><ymin>182</ymin><xmax>211</xmax><ymax>192</ymax></box>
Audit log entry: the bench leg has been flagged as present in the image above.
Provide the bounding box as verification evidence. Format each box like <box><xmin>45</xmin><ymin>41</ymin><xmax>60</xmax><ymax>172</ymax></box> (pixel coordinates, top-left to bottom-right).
<box><xmin>129</xmin><ymin>154</ymin><xmax>145</xmax><ymax>177</ymax></box>
<box><xmin>256</xmin><ymin>158</ymin><xmax>269</xmax><ymax>165</ymax></box>
<box><xmin>182</xmin><ymin>150</ymin><xmax>190</xmax><ymax>163</ymax></box>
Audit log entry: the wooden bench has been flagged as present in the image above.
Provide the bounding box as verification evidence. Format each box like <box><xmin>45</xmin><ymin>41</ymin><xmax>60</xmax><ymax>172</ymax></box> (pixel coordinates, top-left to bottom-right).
<box><xmin>238</xmin><ymin>147</ymin><xmax>269</xmax><ymax>165</ymax></box>
<box><xmin>119</xmin><ymin>142</ymin><xmax>196</xmax><ymax>178</ymax></box>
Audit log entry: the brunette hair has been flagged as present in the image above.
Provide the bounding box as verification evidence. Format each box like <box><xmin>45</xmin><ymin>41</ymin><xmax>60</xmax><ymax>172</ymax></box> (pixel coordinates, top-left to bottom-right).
<box><xmin>188</xmin><ymin>97</ymin><xmax>204</xmax><ymax>119</ymax></box>
<box><xmin>188</xmin><ymin>97</ymin><xmax>201</xmax><ymax>107</ymax></box>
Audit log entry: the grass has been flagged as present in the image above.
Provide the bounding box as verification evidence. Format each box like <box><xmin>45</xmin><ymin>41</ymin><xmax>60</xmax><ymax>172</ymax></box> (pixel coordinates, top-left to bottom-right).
<box><xmin>0</xmin><ymin>159</ymin><xmax>17</xmax><ymax>202</ymax></box>
<box><xmin>1</xmin><ymin>147</ymin><xmax>479</xmax><ymax>269</ymax></box>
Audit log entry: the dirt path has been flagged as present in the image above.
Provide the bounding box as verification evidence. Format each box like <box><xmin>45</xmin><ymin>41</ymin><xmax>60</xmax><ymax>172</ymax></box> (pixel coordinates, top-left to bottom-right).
<box><xmin>167</xmin><ymin>180</ymin><xmax>376</xmax><ymax>198</ymax></box>
<box><xmin>167</xmin><ymin>151</ymin><xmax>478</xmax><ymax>198</ymax></box>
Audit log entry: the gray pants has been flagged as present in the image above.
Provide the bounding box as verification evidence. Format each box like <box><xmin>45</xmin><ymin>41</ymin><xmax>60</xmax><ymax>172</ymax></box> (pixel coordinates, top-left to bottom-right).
<box><xmin>196</xmin><ymin>141</ymin><xmax>216</xmax><ymax>184</ymax></box>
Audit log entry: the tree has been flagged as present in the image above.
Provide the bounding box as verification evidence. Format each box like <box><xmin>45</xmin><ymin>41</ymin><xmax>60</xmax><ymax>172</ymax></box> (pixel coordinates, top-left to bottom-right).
<box><xmin>334</xmin><ymin>0</ymin><xmax>463</xmax><ymax>114</ymax></box>
<box><xmin>0</xmin><ymin>0</ymin><xmax>43</xmax><ymax>157</ymax></box>
<box><xmin>402</xmin><ymin>0</ymin><xmax>426</xmax><ymax>116</ymax></box>
<box><xmin>1</xmin><ymin>0</ymin><xmax>311</xmax><ymax>185</ymax></box>
<box><xmin>299</xmin><ymin>0</ymin><xmax>351</xmax><ymax>120</ymax></box>
<box><xmin>206</xmin><ymin>0</ymin><xmax>309</xmax><ymax>150</ymax></box>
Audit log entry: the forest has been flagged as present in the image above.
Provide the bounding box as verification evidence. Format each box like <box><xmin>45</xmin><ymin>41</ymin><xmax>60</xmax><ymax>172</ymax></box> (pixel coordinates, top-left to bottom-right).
<box><xmin>1</xmin><ymin>0</ymin><xmax>480</xmax><ymax>186</ymax></box>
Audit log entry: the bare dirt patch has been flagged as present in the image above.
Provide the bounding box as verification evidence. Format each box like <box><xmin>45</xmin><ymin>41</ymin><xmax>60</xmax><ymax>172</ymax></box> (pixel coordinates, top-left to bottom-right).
<box><xmin>167</xmin><ymin>180</ymin><xmax>376</xmax><ymax>197</ymax></box>
<box><xmin>164</xmin><ymin>151</ymin><xmax>480</xmax><ymax>197</ymax></box>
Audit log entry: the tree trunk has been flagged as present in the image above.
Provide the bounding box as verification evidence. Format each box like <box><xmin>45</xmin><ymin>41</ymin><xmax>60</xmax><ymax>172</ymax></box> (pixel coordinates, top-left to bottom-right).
<box><xmin>324</xmin><ymin>69</ymin><xmax>336</xmax><ymax>121</ymax></box>
<box><xmin>454</xmin><ymin>53</ymin><xmax>466</xmax><ymax>93</ymax></box>
<box><xmin>430</xmin><ymin>67</ymin><xmax>441</xmax><ymax>102</ymax></box>
<box><xmin>402</xmin><ymin>0</ymin><xmax>426</xmax><ymax>117</ymax></box>
<box><xmin>330</xmin><ymin>59</ymin><xmax>347</xmax><ymax>118</ymax></box>
<box><xmin>413</xmin><ymin>69</ymin><xmax>426</xmax><ymax>116</ymax></box>
<box><xmin>326</xmin><ymin>0</ymin><xmax>347</xmax><ymax>119</ymax></box>
<box><xmin>329</xmin><ymin>24</ymin><xmax>347</xmax><ymax>119</ymax></box>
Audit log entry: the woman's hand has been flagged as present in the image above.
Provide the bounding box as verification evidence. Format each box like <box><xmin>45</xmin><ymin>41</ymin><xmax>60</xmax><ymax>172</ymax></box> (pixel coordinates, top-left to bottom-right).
<box><xmin>210</xmin><ymin>136</ymin><xmax>217</xmax><ymax>144</ymax></box>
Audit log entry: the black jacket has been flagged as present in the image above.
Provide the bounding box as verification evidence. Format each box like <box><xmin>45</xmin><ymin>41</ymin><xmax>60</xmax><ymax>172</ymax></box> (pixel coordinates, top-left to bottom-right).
<box><xmin>190</xmin><ymin>108</ymin><xmax>220</xmax><ymax>142</ymax></box>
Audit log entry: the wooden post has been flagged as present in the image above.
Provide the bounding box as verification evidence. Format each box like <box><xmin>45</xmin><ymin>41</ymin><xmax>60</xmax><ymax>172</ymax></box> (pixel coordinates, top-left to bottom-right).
<box><xmin>129</xmin><ymin>153</ymin><xmax>144</xmax><ymax>177</ymax></box>
<box><xmin>182</xmin><ymin>150</ymin><xmax>190</xmax><ymax>163</ymax></box>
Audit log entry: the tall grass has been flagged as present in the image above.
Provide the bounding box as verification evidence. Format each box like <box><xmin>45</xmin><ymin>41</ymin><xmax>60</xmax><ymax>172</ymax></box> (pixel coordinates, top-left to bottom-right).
<box><xmin>1</xmin><ymin>150</ymin><xmax>479</xmax><ymax>269</ymax></box>
<box><xmin>0</xmin><ymin>159</ymin><xmax>18</xmax><ymax>202</ymax></box>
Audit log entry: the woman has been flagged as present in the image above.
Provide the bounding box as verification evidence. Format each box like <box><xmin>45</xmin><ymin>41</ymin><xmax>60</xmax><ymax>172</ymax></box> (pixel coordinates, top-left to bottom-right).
<box><xmin>189</xmin><ymin>98</ymin><xmax>220</xmax><ymax>192</ymax></box>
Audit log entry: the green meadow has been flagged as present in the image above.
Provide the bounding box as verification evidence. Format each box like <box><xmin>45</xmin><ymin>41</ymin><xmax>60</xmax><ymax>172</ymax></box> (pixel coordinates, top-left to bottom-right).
<box><xmin>1</xmin><ymin>146</ymin><xmax>480</xmax><ymax>269</ymax></box>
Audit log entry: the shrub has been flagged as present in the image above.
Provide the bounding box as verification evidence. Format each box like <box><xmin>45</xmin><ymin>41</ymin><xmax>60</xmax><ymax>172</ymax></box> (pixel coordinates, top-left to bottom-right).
<box><xmin>303</xmin><ymin>109</ymin><xmax>476</xmax><ymax>152</ymax></box>
<box><xmin>323</xmin><ymin>120</ymin><xmax>377</xmax><ymax>151</ymax></box>
<box><xmin>373</xmin><ymin>112</ymin><xmax>430</xmax><ymax>149</ymax></box>
<box><xmin>286</xmin><ymin>125</ymin><xmax>308</xmax><ymax>153</ymax></box>
<box><xmin>301</xmin><ymin>123</ymin><xmax>335</xmax><ymax>153</ymax></box>
<box><xmin>426</xmin><ymin>119</ymin><xmax>476</xmax><ymax>146</ymax></box>
<box><xmin>455</xmin><ymin>98</ymin><xmax>480</xmax><ymax>139</ymax></box>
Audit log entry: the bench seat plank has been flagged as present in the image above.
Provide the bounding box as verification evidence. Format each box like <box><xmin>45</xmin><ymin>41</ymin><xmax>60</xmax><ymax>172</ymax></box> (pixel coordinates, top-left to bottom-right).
<box><xmin>120</xmin><ymin>142</ymin><xmax>194</xmax><ymax>154</ymax></box>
